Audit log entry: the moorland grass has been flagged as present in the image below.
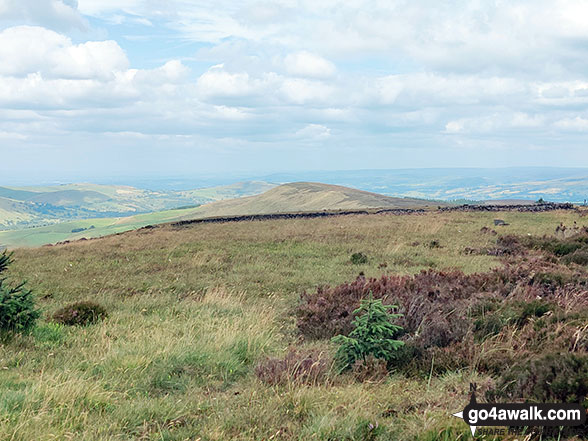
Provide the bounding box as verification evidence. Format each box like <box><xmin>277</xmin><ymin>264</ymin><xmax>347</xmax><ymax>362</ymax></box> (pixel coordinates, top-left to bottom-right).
<box><xmin>0</xmin><ymin>210</ymin><xmax>584</xmax><ymax>440</ymax></box>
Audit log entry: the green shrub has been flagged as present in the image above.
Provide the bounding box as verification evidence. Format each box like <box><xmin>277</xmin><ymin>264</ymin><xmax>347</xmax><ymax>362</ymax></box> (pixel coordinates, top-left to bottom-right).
<box><xmin>524</xmin><ymin>235</ymin><xmax>586</xmax><ymax>256</ymax></box>
<box><xmin>52</xmin><ymin>300</ymin><xmax>108</xmax><ymax>326</ymax></box>
<box><xmin>473</xmin><ymin>300</ymin><xmax>554</xmax><ymax>341</ymax></box>
<box><xmin>0</xmin><ymin>251</ymin><xmax>39</xmax><ymax>335</ymax></box>
<box><xmin>533</xmin><ymin>271</ymin><xmax>567</xmax><ymax>286</ymax></box>
<box><xmin>552</xmin><ymin>242</ymin><xmax>583</xmax><ymax>256</ymax></box>
<box><xmin>332</xmin><ymin>297</ymin><xmax>404</xmax><ymax>371</ymax></box>
<box><xmin>0</xmin><ymin>282</ymin><xmax>40</xmax><ymax>335</ymax></box>
<box><xmin>487</xmin><ymin>353</ymin><xmax>588</xmax><ymax>440</ymax></box>
<box><xmin>0</xmin><ymin>251</ymin><xmax>10</xmax><ymax>273</ymax></box>
<box><xmin>488</xmin><ymin>352</ymin><xmax>588</xmax><ymax>404</ymax></box>
<box><xmin>473</xmin><ymin>313</ymin><xmax>505</xmax><ymax>339</ymax></box>
<box><xmin>350</xmin><ymin>252</ymin><xmax>368</xmax><ymax>264</ymax></box>
<box><xmin>516</xmin><ymin>300</ymin><xmax>552</xmax><ymax>325</ymax></box>
<box><xmin>562</xmin><ymin>249</ymin><xmax>588</xmax><ymax>265</ymax></box>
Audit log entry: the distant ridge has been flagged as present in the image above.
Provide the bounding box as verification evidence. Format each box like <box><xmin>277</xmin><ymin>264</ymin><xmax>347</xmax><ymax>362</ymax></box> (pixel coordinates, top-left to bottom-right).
<box><xmin>0</xmin><ymin>181</ymin><xmax>275</xmax><ymax>230</ymax></box>
<box><xmin>175</xmin><ymin>182</ymin><xmax>444</xmax><ymax>221</ymax></box>
<box><xmin>4</xmin><ymin>182</ymin><xmax>574</xmax><ymax>249</ymax></box>
<box><xmin>0</xmin><ymin>182</ymin><xmax>445</xmax><ymax>248</ymax></box>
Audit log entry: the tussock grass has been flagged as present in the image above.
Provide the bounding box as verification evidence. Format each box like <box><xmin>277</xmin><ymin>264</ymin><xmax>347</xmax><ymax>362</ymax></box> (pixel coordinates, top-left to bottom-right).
<box><xmin>0</xmin><ymin>210</ymin><xmax>583</xmax><ymax>439</ymax></box>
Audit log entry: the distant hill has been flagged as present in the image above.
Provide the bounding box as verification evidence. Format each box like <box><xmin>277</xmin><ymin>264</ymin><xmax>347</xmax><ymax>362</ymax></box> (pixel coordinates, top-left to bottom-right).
<box><xmin>0</xmin><ymin>181</ymin><xmax>275</xmax><ymax>230</ymax></box>
<box><xmin>479</xmin><ymin>199</ymin><xmax>536</xmax><ymax>206</ymax></box>
<box><xmin>178</xmin><ymin>181</ymin><xmax>276</xmax><ymax>201</ymax></box>
<box><xmin>176</xmin><ymin>182</ymin><xmax>443</xmax><ymax>220</ymax></box>
<box><xmin>0</xmin><ymin>182</ymin><xmax>444</xmax><ymax>248</ymax></box>
<box><xmin>259</xmin><ymin>167</ymin><xmax>588</xmax><ymax>203</ymax></box>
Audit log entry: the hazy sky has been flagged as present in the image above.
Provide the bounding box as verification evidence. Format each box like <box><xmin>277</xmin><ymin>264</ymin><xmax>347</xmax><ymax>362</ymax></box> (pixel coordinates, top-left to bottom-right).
<box><xmin>1</xmin><ymin>1</ymin><xmax>588</xmax><ymax>181</ymax></box>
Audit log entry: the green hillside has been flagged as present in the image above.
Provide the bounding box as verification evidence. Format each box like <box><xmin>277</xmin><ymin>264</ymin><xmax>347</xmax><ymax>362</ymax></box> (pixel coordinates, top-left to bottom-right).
<box><xmin>178</xmin><ymin>181</ymin><xmax>276</xmax><ymax>201</ymax></box>
<box><xmin>0</xmin><ymin>182</ymin><xmax>445</xmax><ymax>248</ymax></box>
<box><xmin>0</xmin><ymin>181</ymin><xmax>275</xmax><ymax>232</ymax></box>
<box><xmin>0</xmin><ymin>207</ymin><xmax>197</xmax><ymax>248</ymax></box>
<box><xmin>175</xmin><ymin>182</ymin><xmax>445</xmax><ymax>220</ymax></box>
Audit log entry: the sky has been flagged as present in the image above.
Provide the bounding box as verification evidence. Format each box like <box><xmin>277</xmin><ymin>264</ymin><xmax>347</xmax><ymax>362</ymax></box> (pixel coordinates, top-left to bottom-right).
<box><xmin>1</xmin><ymin>0</ymin><xmax>588</xmax><ymax>182</ymax></box>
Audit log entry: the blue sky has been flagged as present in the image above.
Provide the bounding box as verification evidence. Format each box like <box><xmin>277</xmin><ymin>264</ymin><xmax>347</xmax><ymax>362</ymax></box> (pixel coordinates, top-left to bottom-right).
<box><xmin>1</xmin><ymin>0</ymin><xmax>588</xmax><ymax>182</ymax></box>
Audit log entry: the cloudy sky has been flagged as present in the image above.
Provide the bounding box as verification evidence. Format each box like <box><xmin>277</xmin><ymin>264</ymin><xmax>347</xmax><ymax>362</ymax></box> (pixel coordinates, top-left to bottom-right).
<box><xmin>1</xmin><ymin>0</ymin><xmax>588</xmax><ymax>182</ymax></box>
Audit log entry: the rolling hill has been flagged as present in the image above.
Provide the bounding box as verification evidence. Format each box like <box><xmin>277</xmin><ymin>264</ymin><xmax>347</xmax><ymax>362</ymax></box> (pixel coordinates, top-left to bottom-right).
<box><xmin>0</xmin><ymin>181</ymin><xmax>276</xmax><ymax>231</ymax></box>
<box><xmin>258</xmin><ymin>168</ymin><xmax>588</xmax><ymax>202</ymax></box>
<box><xmin>175</xmin><ymin>182</ymin><xmax>443</xmax><ymax>220</ymax></box>
<box><xmin>0</xmin><ymin>182</ymin><xmax>445</xmax><ymax>248</ymax></box>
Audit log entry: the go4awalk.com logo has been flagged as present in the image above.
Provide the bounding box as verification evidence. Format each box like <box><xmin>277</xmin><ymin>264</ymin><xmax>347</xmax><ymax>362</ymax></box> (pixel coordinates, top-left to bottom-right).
<box><xmin>452</xmin><ymin>384</ymin><xmax>586</xmax><ymax>437</ymax></box>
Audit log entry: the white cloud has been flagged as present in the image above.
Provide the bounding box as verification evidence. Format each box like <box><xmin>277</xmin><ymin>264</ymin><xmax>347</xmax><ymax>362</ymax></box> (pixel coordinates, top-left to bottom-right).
<box><xmin>195</xmin><ymin>64</ymin><xmax>335</xmax><ymax>106</ymax></box>
<box><xmin>0</xmin><ymin>130</ymin><xmax>28</xmax><ymax>140</ymax></box>
<box><xmin>445</xmin><ymin>113</ymin><xmax>546</xmax><ymax>134</ymax></box>
<box><xmin>284</xmin><ymin>51</ymin><xmax>336</xmax><ymax>78</ymax></box>
<box><xmin>444</xmin><ymin>120</ymin><xmax>464</xmax><ymax>134</ymax></box>
<box><xmin>71</xmin><ymin>0</ymin><xmax>588</xmax><ymax>78</ymax></box>
<box><xmin>196</xmin><ymin>65</ymin><xmax>259</xmax><ymax>99</ymax></box>
<box><xmin>0</xmin><ymin>72</ymin><xmax>139</xmax><ymax>109</ymax></box>
<box><xmin>0</xmin><ymin>27</ymin><xmax>196</xmax><ymax>111</ymax></box>
<box><xmin>212</xmin><ymin>105</ymin><xmax>252</xmax><ymax>121</ymax></box>
<box><xmin>541</xmin><ymin>86</ymin><xmax>570</xmax><ymax>99</ymax></box>
<box><xmin>554</xmin><ymin>117</ymin><xmax>588</xmax><ymax>131</ymax></box>
<box><xmin>134</xmin><ymin>60</ymin><xmax>189</xmax><ymax>84</ymax></box>
<box><xmin>295</xmin><ymin>123</ymin><xmax>331</xmax><ymax>139</ymax></box>
<box><xmin>76</xmin><ymin>0</ymin><xmax>142</xmax><ymax>16</ymax></box>
<box><xmin>5</xmin><ymin>2</ymin><xmax>588</xmax><ymax>174</ymax></box>
<box><xmin>373</xmin><ymin>73</ymin><xmax>527</xmax><ymax>106</ymax></box>
<box><xmin>0</xmin><ymin>0</ymin><xmax>87</xmax><ymax>30</ymax></box>
<box><xmin>0</xmin><ymin>26</ymin><xmax>128</xmax><ymax>80</ymax></box>
<box><xmin>279</xmin><ymin>78</ymin><xmax>334</xmax><ymax>104</ymax></box>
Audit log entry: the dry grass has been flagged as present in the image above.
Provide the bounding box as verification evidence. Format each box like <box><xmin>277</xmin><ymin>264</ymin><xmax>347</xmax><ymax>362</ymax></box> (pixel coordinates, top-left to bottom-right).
<box><xmin>0</xmin><ymin>209</ymin><xmax>583</xmax><ymax>440</ymax></box>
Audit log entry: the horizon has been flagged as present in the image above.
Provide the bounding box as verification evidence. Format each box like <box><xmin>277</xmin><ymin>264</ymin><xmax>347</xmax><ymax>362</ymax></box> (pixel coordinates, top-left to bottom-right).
<box><xmin>2</xmin><ymin>166</ymin><xmax>588</xmax><ymax>205</ymax></box>
<box><xmin>3</xmin><ymin>165</ymin><xmax>588</xmax><ymax>188</ymax></box>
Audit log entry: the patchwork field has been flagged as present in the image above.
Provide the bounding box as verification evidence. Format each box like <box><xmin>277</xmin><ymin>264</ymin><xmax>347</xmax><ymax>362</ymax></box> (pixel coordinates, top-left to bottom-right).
<box><xmin>1</xmin><ymin>209</ymin><xmax>587</xmax><ymax>440</ymax></box>
<box><xmin>0</xmin><ymin>181</ymin><xmax>276</xmax><ymax>233</ymax></box>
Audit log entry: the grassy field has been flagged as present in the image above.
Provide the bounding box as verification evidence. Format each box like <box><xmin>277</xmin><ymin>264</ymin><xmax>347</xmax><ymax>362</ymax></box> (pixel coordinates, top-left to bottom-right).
<box><xmin>0</xmin><ymin>206</ymin><xmax>201</xmax><ymax>248</ymax></box>
<box><xmin>0</xmin><ymin>209</ymin><xmax>585</xmax><ymax>440</ymax></box>
<box><xmin>0</xmin><ymin>182</ymin><xmax>447</xmax><ymax>249</ymax></box>
<box><xmin>0</xmin><ymin>181</ymin><xmax>276</xmax><ymax>233</ymax></box>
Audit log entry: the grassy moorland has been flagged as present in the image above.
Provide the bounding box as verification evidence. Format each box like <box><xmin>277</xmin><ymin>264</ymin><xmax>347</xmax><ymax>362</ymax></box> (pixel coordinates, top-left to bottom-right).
<box><xmin>0</xmin><ymin>182</ymin><xmax>447</xmax><ymax>249</ymax></box>
<box><xmin>1</xmin><ymin>209</ymin><xmax>587</xmax><ymax>440</ymax></box>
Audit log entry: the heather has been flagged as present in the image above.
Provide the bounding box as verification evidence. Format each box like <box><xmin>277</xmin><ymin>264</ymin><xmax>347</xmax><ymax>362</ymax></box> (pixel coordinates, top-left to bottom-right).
<box><xmin>296</xmin><ymin>222</ymin><xmax>588</xmax><ymax>438</ymax></box>
<box><xmin>1</xmin><ymin>209</ymin><xmax>587</xmax><ymax>440</ymax></box>
<box><xmin>52</xmin><ymin>300</ymin><xmax>108</xmax><ymax>326</ymax></box>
